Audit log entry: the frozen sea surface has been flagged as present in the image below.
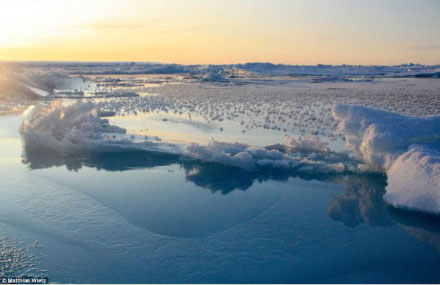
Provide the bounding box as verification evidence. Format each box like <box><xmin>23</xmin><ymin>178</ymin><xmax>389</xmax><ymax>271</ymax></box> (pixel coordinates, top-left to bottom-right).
<box><xmin>1</xmin><ymin>68</ymin><xmax>440</xmax><ymax>283</ymax></box>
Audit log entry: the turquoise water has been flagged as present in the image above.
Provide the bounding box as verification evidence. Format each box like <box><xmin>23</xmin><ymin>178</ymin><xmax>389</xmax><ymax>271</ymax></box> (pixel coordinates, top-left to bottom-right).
<box><xmin>1</xmin><ymin>112</ymin><xmax>440</xmax><ymax>283</ymax></box>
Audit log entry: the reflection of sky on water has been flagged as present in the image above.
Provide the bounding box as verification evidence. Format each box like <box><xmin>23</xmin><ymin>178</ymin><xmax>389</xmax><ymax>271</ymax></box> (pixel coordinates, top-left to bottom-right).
<box><xmin>106</xmin><ymin>108</ymin><xmax>347</xmax><ymax>153</ymax></box>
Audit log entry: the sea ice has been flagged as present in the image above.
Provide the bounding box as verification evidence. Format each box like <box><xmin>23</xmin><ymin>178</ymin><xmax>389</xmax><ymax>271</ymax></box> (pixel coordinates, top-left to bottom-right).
<box><xmin>332</xmin><ymin>104</ymin><xmax>440</xmax><ymax>170</ymax></box>
<box><xmin>384</xmin><ymin>146</ymin><xmax>440</xmax><ymax>214</ymax></box>
<box><xmin>184</xmin><ymin>138</ymin><xmax>349</xmax><ymax>173</ymax></box>
<box><xmin>333</xmin><ymin>104</ymin><xmax>440</xmax><ymax>214</ymax></box>
<box><xmin>19</xmin><ymin>101</ymin><xmax>180</xmax><ymax>155</ymax></box>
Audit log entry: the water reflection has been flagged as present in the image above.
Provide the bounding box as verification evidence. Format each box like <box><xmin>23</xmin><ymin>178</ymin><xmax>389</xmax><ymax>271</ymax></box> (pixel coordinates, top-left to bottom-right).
<box><xmin>22</xmin><ymin>149</ymin><xmax>342</xmax><ymax>194</ymax></box>
<box><xmin>22</xmin><ymin>149</ymin><xmax>179</xmax><ymax>172</ymax></box>
<box><xmin>183</xmin><ymin>161</ymin><xmax>344</xmax><ymax>195</ymax></box>
<box><xmin>22</xmin><ymin>149</ymin><xmax>440</xmax><ymax>249</ymax></box>
<box><xmin>328</xmin><ymin>175</ymin><xmax>440</xmax><ymax>252</ymax></box>
<box><xmin>328</xmin><ymin>175</ymin><xmax>392</xmax><ymax>227</ymax></box>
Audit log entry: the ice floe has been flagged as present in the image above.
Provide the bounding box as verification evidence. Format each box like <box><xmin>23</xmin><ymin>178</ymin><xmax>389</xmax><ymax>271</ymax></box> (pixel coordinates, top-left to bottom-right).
<box><xmin>19</xmin><ymin>101</ymin><xmax>181</xmax><ymax>155</ymax></box>
<box><xmin>384</xmin><ymin>146</ymin><xmax>440</xmax><ymax>214</ymax></box>
<box><xmin>333</xmin><ymin>104</ymin><xmax>440</xmax><ymax>214</ymax></box>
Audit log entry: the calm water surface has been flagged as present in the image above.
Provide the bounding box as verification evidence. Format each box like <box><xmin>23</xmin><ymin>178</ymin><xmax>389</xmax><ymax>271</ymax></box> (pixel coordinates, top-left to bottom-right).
<box><xmin>0</xmin><ymin>113</ymin><xmax>439</xmax><ymax>283</ymax></box>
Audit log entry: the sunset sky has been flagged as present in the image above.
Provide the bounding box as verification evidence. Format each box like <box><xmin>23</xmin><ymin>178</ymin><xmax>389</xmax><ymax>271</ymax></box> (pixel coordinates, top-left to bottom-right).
<box><xmin>1</xmin><ymin>0</ymin><xmax>439</xmax><ymax>65</ymax></box>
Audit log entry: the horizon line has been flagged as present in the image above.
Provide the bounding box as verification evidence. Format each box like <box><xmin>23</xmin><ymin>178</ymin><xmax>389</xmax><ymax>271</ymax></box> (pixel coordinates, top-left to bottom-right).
<box><xmin>1</xmin><ymin>60</ymin><xmax>439</xmax><ymax>67</ymax></box>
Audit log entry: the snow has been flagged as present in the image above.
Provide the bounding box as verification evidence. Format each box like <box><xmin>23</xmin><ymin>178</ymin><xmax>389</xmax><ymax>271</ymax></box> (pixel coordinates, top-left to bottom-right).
<box><xmin>333</xmin><ymin>104</ymin><xmax>440</xmax><ymax>214</ymax></box>
<box><xmin>284</xmin><ymin>134</ymin><xmax>329</xmax><ymax>153</ymax></box>
<box><xmin>384</xmin><ymin>146</ymin><xmax>440</xmax><ymax>214</ymax></box>
<box><xmin>19</xmin><ymin>101</ymin><xmax>181</xmax><ymax>155</ymax></box>
<box><xmin>24</xmin><ymin>85</ymin><xmax>50</xmax><ymax>97</ymax></box>
<box><xmin>201</xmin><ymin>71</ymin><xmax>228</xmax><ymax>82</ymax></box>
<box><xmin>185</xmin><ymin>140</ymin><xmax>290</xmax><ymax>170</ymax></box>
<box><xmin>184</xmin><ymin>137</ymin><xmax>351</xmax><ymax>173</ymax></box>
<box><xmin>332</xmin><ymin>104</ymin><xmax>440</xmax><ymax>170</ymax></box>
<box><xmin>20</xmin><ymin>101</ymin><xmax>124</xmax><ymax>153</ymax></box>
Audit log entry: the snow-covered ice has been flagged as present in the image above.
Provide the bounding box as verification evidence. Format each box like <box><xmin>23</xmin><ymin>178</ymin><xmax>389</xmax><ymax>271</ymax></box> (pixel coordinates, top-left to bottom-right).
<box><xmin>385</xmin><ymin>146</ymin><xmax>440</xmax><ymax>214</ymax></box>
<box><xmin>333</xmin><ymin>104</ymin><xmax>440</xmax><ymax>214</ymax></box>
<box><xmin>19</xmin><ymin>101</ymin><xmax>182</xmax><ymax>155</ymax></box>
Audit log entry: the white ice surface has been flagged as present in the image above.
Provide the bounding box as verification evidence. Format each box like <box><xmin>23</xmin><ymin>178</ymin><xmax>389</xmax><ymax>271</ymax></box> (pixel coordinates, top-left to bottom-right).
<box><xmin>185</xmin><ymin>138</ymin><xmax>347</xmax><ymax>173</ymax></box>
<box><xmin>333</xmin><ymin>104</ymin><xmax>440</xmax><ymax>214</ymax></box>
<box><xmin>332</xmin><ymin>104</ymin><xmax>440</xmax><ymax>170</ymax></box>
<box><xmin>20</xmin><ymin>101</ymin><xmax>182</xmax><ymax>155</ymax></box>
<box><xmin>384</xmin><ymin>146</ymin><xmax>440</xmax><ymax>214</ymax></box>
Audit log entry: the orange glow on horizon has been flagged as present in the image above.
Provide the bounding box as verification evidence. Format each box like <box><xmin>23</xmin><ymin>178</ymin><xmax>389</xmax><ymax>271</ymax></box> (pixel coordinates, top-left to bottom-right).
<box><xmin>1</xmin><ymin>0</ymin><xmax>439</xmax><ymax>65</ymax></box>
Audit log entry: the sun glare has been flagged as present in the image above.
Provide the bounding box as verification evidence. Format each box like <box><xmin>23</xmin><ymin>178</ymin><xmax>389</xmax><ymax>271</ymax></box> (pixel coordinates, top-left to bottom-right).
<box><xmin>0</xmin><ymin>0</ymin><xmax>116</xmax><ymax>48</ymax></box>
